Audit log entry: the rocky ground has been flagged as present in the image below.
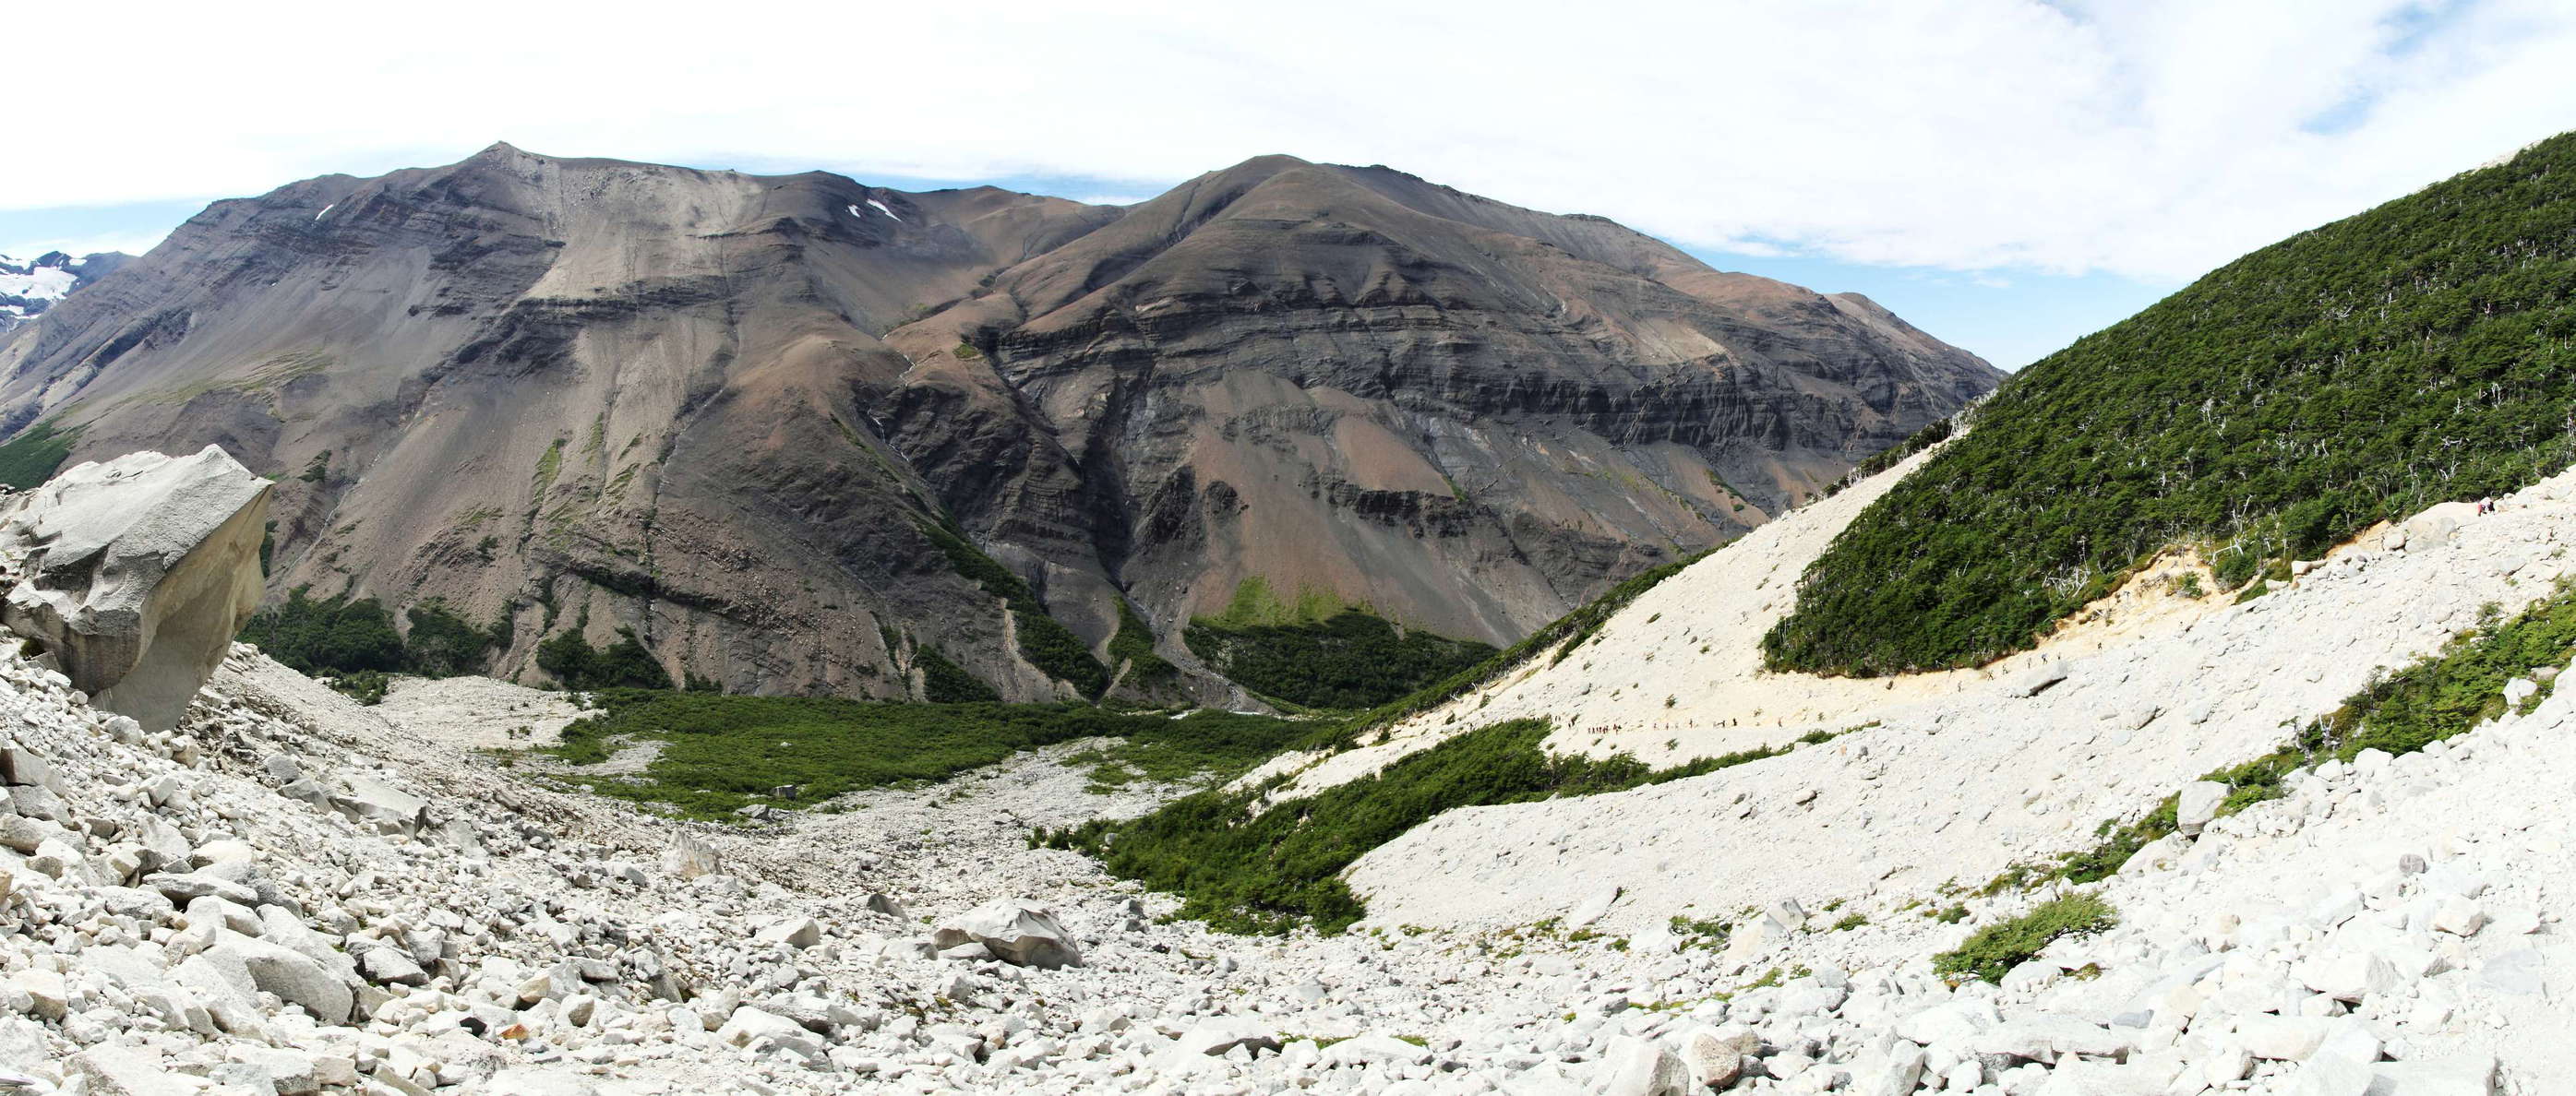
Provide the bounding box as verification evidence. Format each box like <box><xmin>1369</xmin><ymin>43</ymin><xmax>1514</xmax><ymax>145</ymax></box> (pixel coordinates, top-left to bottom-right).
<box><xmin>0</xmin><ymin>447</ymin><xmax>2567</xmax><ymax>1095</ymax></box>
<box><xmin>3</xmin><ymin>623</ymin><xmax>2565</xmax><ymax>1094</ymax></box>
<box><xmin>1305</xmin><ymin>447</ymin><xmax>2576</xmax><ymax>939</ymax></box>
<box><xmin>0</xmin><ymin>646</ymin><xmax>1873</xmax><ymax>1096</ymax></box>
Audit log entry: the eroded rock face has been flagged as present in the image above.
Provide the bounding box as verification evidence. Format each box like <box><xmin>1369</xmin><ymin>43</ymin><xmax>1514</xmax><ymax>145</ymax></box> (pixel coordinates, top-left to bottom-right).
<box><xmin>0</xmin><ymin>446</ymin><xmax>270</xmax><ymax>731</ymax></box>
<box><xmin>0</xmin><ymin>146</ymin><xmax>1994</xmax><ymax>702</ymax></box>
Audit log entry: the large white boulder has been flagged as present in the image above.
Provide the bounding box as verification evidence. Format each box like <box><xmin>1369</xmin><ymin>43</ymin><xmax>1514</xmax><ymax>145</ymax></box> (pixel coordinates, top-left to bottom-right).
<box><xmin>2297</xmin><ymin>951</ymin><xmax>2400</xmax><ymax>1003</ymax></box>
<box><xmin>1970</xmin><ymin>1014</ymin><xmax>2136</xmax><ymax>1064</ymax></box>
<box><xmin>2371</xmin><ymin>1054</ymin><xmax>2499</xmax><ymax>1095</ymax></box>
<box><xmin>1155</xmin><ymin>1018</ymin><xmax>1281</xmax><ymax>1074</ymax></box>
<box><xmin>329</xmin><ymin>775</ymin><xmax>430</xmax><ymax>835</ymax></box>
<box><xmin>715</xmin><ymin>1006</ymin><xmax>812</xmax><ymax>1049</ymax></box>
<box><xmin>2176</xmin><ymin>780</ymin><xmax>2229</xmax><ymax>836</ymax></box>
<box><xmin>931</xmin><ymin>899</ymin><xmax>1084</xmax><ymax>969</ymax></box>
<box><xmin>663</xmin><ymin>832</ymin><xmax>724</xmax><ymax>879</ymax></box>
<box><xmin>1318</xmin><ymin>1032</ymin><xmax>1433</xmax><ymax>1067</ymax></box>
<box><xmin>1594</xmin><ymin>1035</ymin><xmax>1692</xmax><ymax>1096</ymax></box>
<box><xmin>0</xmin><ymin>446</ymin><xmax>270</xmax><ymax>731</ymax></box>
<box><xmin>195</xmin><ymin>935</ymin><xmax>354</xmax><ymax>1024</ymax></box>
<box><xmin>67</xmin><ymin>1045</ymin><xmax>198</xmax><ymax>1096</ymax></box>
<box><xmin>2401</xmin><ymin>511</ymin><xmax>2459</xmax><ymax>554</ymax></box>
<box><xmin>1679</xmin><ymin>1025</ymin><xmax>1756</xmax><ymax>1088</ymax></box>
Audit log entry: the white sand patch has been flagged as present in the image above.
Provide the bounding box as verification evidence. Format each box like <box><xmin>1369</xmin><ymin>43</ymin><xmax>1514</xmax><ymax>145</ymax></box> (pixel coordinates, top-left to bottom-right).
<box><xmin>374</xmin><ymin>673</ymin><xmax>585</xmax><ymax>750</ymax></box>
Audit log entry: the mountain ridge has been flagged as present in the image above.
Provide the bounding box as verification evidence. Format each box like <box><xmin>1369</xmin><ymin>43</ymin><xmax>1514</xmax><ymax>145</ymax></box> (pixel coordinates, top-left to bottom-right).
<box><xmin>0</xmin><ymin>144</ymin><xmax>1997</xmax><ymax>700</ymax></box>
<box><xmin>0</xmin><ymin>249</ymin><xmax>130</xmax><ymax>335</ymax></box>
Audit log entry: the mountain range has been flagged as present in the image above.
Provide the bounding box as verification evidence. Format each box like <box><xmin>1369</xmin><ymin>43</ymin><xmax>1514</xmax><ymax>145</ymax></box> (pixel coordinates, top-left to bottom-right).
<box><xmin>0</xmin><ymin>144</ymin><xmax>1998</xmax><ymax>700</ymax></box>
<box><xmin>0</xmin><ymin>250</ymin><xmax>129</xmax><ymax>334</ymax></box>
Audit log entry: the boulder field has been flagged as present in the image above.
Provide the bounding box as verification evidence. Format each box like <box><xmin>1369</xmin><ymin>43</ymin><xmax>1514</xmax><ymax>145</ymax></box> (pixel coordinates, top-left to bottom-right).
<box><xmin>0</xmin><ymin>446</ymin><xmax>2563</xmax><ymax>1093</ymax></box>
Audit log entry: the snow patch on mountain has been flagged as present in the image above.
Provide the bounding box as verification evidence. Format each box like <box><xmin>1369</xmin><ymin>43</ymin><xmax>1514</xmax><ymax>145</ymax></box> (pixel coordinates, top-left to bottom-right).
<box><xmin>0</xmin><ymin>250</ymin><xmax>129</xmax><ymax>333</ymax></box>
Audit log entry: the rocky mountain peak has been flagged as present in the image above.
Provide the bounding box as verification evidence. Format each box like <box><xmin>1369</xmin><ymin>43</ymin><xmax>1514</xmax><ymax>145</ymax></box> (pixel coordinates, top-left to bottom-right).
<box><xmin>0</xmin><ymin>149</ymin><xmax>1993</xmax><ymax>701</ymax></box>
<box><xmin>0</xmin><ymin>411</ymin><xmax>2558</xmax><ymax>1094</ymax></box>
<box><xmin>0</xmin><ymin>250</ymin><xmax>130</xmax><ymax>334</ymax></box>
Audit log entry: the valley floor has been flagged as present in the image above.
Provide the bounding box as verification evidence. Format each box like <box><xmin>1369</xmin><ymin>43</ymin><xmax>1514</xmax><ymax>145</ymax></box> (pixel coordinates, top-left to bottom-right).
<box><xmin>4</xmin><ymin>457</ymin><xmax>2573</xmax><ymax>1093</ymax></box>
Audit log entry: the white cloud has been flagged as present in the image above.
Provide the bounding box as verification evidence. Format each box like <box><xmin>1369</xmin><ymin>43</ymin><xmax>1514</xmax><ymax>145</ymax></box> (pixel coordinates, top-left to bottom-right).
<box><xmin>12</xmin><ymin>0</ymin><xmax>2576</xmax><ymax>281</ymax></box>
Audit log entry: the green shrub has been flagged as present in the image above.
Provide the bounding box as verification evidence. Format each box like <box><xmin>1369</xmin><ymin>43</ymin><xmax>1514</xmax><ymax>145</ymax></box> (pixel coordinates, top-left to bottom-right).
<box><xmin>1768</xmin><ymin>132</ymin><xmax>2576</xmax><ymax>676</ymax></box>
<box><xmin>1107</xmin><ymin>600</ymin><xmax>1179</xmax><ymax>688</ymax></box>
<box><xmin>918</xmin><ymin>521</ymin><xmax>1108</xmax><ymax>696</ymax></box>
<box><xmin>914</xmin><ymin>643</ymin><xmax>999</xmax><ymax>703</ymax></box>
<box><xmin>536</xmin><ymin>626</ymin><xmax>674</xmax><ymax>690</ymax></box>
<box><xmin>243</xmin><ymin>590</ymin><xmax>407</xmax><ymax>675</ymax></box>
<box><xmin>548</xmin><ymin>693</ymin><xmax>1300</xmax><ymax>818</ymax></box>
<box><xmin>1186</xmin><ymin>610</ymin><xmax>1495</xmax><ymax>709</ymax></box>
<box><xmin>1934</xmin><ymin>894</ymin><xmax>2116</xmax><ymax>983</ymax></box>
<box><xmin>246</xmin><ymin>589</ymin><xmax>509</xmax><ymax>682</ymax></box>
<box><xmin>1352</xmin><ymin>550</ymin><xmax>1709</xmax><ymax>732</ymax></box>
<box><xmin>329</xmin><ymin>669</ymin><xmax>391</xmax><ymax>705</ymax></box>
<box><xmin>0</xmin><ymin>419</ymin><xmax>78</xmax><ymax>490</ymax></box>
<box><xmin>1073</xmin><ymin>709</ymin><xmax>1314</xmax><ymax>787</ymax></box>
<box><xmin>1997</xmin><ymin>578</ymin><xmax>2576</xmax><ymax>890</ymax></box>
<box><xmin>403</xmin><ymin>600</ymin><xmax>507</xmax><ymax>676</ymax></box>
<box><xmin>1042</xmin><ymin>719</ymin><xmax>1825</xmax><ymax>934</ymax></box>
<box><xmin>2306</xmin><ymin>578</ymin><xmax>2576</xmax><ymax>757</ymax></box>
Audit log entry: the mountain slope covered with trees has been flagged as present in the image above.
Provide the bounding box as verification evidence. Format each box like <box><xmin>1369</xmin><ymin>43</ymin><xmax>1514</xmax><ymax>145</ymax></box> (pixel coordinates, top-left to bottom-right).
<box><xmin>1766</xmin><ymin>131</ymin><xmax>2576</xmax><ymax>675</ymax></box>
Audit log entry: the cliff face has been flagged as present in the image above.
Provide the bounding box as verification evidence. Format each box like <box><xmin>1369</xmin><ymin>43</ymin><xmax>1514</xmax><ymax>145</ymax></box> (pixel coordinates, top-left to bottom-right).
<box><xmin>0</xmin><ymin>146</ymin><xmax>1996</xmax><ymax>698</ymax></box>
<box><xmin>889</xmin><ymin>158</ymin><xmax>2000</xmax><ymax>644</ymax></box>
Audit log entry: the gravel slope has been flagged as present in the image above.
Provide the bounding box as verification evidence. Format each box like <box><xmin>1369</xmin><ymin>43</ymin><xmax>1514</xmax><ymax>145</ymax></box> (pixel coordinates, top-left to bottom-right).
<box><xmin>4</xmin><ymin>447</ymin><xmax>2571</xmax><ymax>1093</ymax></box>
<box><xmin>1311</xmin><ymin>456</ymin><xmax>2563</xmax><ymax>935</ymax></box>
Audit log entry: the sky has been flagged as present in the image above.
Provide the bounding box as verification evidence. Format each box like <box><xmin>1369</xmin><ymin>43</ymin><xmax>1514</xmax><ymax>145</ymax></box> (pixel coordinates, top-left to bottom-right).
<box><xmin>8</xmin><ymin>0</ymin><xmax>2576</xmax><ymax>368</ymax></box>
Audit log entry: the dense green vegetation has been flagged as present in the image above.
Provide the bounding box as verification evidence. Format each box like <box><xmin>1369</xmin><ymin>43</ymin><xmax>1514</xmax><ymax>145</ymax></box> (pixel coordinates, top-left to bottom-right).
<box><xmin>0</xmin><ymin>419</ymin><xmax>78</xmax><ymax>489</ymax></box>
<box><xmin>1933</xmin><ymin>895</ymin><xmax>2116</xmax><ymax>984</ymax></box>
<box><xmin>329</xmin><ymin>669</ymin><xmax>392</xmax><ymax>705</ymax></box>
<box><xmin>1823</xmin><ymin>416</ymin><xmax>1956</xmax><ymax>497</ymax></box>
<box><xmin>1203</xmin><ymin>576</ymin><xmax>1345</xmax><ymax>626</ymax></box>
<box><xmin>1038</xmin><ymin>719</ymin><xmax>1836</xmax><ymax>934</ymax></box>
<box><xmin>246</xmin><ymin>590</ymin><xmax>407</xmax><ymax>675</ymax></box>
<box><xmin>548</xmin><ymin>691</ymin><xmax>1299</xmax><ymax>817</ymax></box>
<box><xmin>1768</xmin><ymin>133</ymin><xmax>2576</xmax><ymax>675</ymax></box>
<box><xmin>2020</xmin><ymin>578</ymin><xmax>2576</xmax><ymax>888</ymax></box>
<box><xmin>243</xmin><ymin>590</ymin><xmax>509</xmax><ymax>701</ymax></box>
<box><xmin>1105</xmin><ymin>600</ymin><xmax>1179</xmax><ymax>690</ymax></box>
<box><xmin>1186</xmin><ymin>609</ymin><xmax>1496</xmax><ymax>709</ymax></box>
<box><xmin>536</xmin><ymin>626</ymin><xmax>674</xmax><ymax>691</ymax></box>
<box><xmin>1070</xmin><ymin>709</ymin><xmax>1316</xmax><ymax>790</ymax></box>
<box><xmin>918</xmin><ymin>521</ymin><xmax>1108</xmax><ymax>697</ymax></box>
<box><xmin>915</xmin><ymin>642</ymin><xmax>1000</xmax><ymax>703</ymax></box>
<box><xmin>402</xmin><ymin>601</ymin><xmax>510</xmax><ymax>676</ymax></box>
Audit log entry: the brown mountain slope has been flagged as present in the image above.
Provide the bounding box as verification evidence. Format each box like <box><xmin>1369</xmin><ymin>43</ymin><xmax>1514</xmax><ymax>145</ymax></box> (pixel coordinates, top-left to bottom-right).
<box><xmin>888</xmin><ymin>156</ymin><xmax>2000</xmax><ymax>644</ymax></box>
<box><xmin>0</xmin><ymin>146</ymin><xmax>1996</xmax><ymax>699</ymax></box>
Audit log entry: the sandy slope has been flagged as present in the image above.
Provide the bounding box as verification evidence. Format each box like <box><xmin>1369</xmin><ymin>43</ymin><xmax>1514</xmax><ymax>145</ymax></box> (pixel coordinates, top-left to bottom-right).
<box><xmin>1309</xmin><ymin>450</ymin><xmax>2576</xmax><ymax>936</ymax></box>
